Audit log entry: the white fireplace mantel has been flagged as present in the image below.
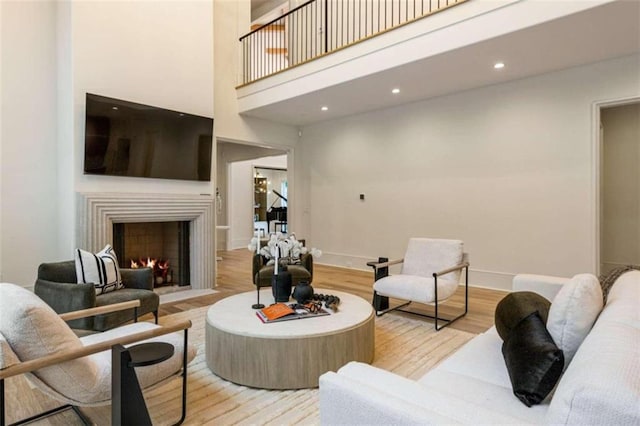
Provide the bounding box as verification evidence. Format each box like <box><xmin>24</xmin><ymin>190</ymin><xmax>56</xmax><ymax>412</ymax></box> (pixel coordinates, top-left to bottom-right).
<box><xmin>76</xmin><ymin>192</ymin><xmax>215</xmax><ymax>290</ymax></box>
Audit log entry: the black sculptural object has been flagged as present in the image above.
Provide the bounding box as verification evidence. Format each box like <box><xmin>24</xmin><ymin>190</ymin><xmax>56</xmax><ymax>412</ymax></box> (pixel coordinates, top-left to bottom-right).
<box><xmin>292</xmin><ymin>281</ymin><xmax>314</xmax><ymax>304</ymax></box>
<box><xmin>272</xmin><ymin>264</ymin><xmax>292</xmax><ymax>303</ymax></box>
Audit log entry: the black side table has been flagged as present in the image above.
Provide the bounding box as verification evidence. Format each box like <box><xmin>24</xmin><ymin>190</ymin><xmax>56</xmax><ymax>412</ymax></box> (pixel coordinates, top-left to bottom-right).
<box><xmin>112</xmin><ymin>342</ymin><xmax>174</xmax><ymax>426</ymax></box>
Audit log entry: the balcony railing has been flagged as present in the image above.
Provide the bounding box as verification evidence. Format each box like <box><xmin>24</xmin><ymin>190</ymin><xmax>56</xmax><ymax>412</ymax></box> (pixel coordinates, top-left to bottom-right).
<box><xmin>239</xmin><ymin>0</ymin><xmax>467</xmax><ymax>86</ymax></box>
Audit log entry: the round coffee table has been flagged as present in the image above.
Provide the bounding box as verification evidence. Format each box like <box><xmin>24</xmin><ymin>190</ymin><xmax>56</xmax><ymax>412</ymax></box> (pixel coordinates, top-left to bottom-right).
<box><xmin>205</xmin><ymin>288</ymin><xmax>374</xmax><ymax>389</ymax></box>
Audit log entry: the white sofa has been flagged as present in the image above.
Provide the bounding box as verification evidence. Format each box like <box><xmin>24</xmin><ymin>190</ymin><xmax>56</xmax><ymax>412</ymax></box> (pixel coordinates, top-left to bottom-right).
<box><xmin>319</xmin><ymin>271</ymin><xmax>640</xmax><ymax>425</ymax></box>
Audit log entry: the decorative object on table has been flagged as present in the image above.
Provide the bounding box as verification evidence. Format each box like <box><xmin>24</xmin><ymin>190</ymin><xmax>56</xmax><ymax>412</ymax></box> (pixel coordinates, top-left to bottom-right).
<box><xmin>292</xmin><ymin>280</ymin><xmax>314</xmax><ymax>304</ymax></box>
<box><xmin>248</xmin><ymin>232</ymin><xmax>322</xmax><ymax>267</ymax></box>
<box><xmin>257</xmin><ymin>303</ymin><xmax>296</xmax><ymax>321</ymax></box>
<box><xmin>272</xmin><ymin>264</ymin><xmax>293</xmax><ymax>303</ymax></box>
<box><xmin>251</xmin><ymin>289</ymin><xmax>265</xmax><ymax>309</ymax></box>
<box><xmin>251</xmin><ymin>230</ymin><xmax>265</xmax><ymax>309</ymax></box>
<box><xmin>256</xmin><ymin>301</ymin><xmax>330</xmax><ymax>323</ymax></box>
<box><xmin>312</xmin><ymin>293</ymin><xmax>341</xmax><ymax>311</ymax></box>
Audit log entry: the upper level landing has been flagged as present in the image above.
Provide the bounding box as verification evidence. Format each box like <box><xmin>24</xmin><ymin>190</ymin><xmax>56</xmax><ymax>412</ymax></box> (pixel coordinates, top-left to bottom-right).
<box><xmin>237</xmin><ymin>0</ymin><xmax>640</xmax><ymax>126</ymax></box>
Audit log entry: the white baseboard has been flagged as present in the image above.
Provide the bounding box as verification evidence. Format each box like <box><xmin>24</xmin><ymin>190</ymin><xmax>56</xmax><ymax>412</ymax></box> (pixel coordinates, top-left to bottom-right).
<box><xmin>231</xmin><ymin>238</ymin><xmax>250</xmax><ymax>250</ymax></box>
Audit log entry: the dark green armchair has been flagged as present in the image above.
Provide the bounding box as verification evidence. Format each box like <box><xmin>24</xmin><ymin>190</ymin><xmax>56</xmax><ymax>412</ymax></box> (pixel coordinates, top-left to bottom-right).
<box><xmin>252</xmin><ymin>253</ymin><xmax>313</xmax><ymax>289</ymax></box>
<box><xmin>34</xmin><ymin>260</ymin><xmax>159</xmax><ymax>332</ymax></box>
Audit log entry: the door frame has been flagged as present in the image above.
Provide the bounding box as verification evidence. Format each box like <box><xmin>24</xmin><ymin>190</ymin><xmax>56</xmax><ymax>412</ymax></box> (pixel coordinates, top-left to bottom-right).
<box><xmin>591</xmin><ymin>95</ymin><xmax>640</xmax><ymax>274</ymax></box>
<box><xmin>215</xmin><ymin>137</ymin><xmax>294</xmax><ymax>251</ymax></box>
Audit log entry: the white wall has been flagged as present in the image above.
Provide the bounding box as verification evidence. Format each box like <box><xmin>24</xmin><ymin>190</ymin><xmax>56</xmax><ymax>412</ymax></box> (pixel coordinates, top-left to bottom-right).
<box><xmin>297</xmin><ymin>54</ymin><xmax>640</xmax><ymax>290</ymax></box>
<box><xmin>213</xmin><ymin>0</ymin><xmax>298</xmax><ymax>146</ymax></box>
<box><xmin>601</xmin><ymin>103</ymin><xmax>640</xmax><ymax>273</ymax></box>
<box><xmin>0</xmin><ymin>1</ymin><xmax>59</xmax><ymax>286</ymax></box>
<box><xmin>229</xmin><ymin>155</ymin><xmax>287</xmax><ymax>249</ymax></box>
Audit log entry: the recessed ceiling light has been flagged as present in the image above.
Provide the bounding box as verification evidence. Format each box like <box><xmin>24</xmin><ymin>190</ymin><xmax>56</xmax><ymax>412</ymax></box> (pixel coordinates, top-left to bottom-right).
<box><xmin>392</xmin><ymin>88</ymin><xmax>400</xmax><ymax>94</ymax></box>
<box><xmin>321</xmin><ymin>106</ymin><xmax>328</xmax><ymax>111</ymax></box>
<box><xmin>112</xmin><ymin>106</ymin><xmax>118</xmax><ymax>110</ymax></box>
<box><xmin>494</xmin><ymin>62</ymin><xmax>505</xmax><ymax>69</ymax></box>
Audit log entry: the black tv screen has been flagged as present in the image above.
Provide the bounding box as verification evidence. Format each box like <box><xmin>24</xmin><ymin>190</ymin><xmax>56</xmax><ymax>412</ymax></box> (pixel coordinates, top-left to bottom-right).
<box><xmin>84</xmin><ymin>93</ymin><xmax>213</xmax><ymax>181</ymax></box>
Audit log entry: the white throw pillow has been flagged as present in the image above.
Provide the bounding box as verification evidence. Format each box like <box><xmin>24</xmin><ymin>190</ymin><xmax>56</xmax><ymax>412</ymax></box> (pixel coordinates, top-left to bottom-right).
<box><xmin>75</xmin><ymin>244</ymin><xmax>123</xmax><ymax>295</ymax></box>
<box><xmin>546</xmin><ymin>273</ymin><xmax>603</xmax><ymax>365</ymax></box>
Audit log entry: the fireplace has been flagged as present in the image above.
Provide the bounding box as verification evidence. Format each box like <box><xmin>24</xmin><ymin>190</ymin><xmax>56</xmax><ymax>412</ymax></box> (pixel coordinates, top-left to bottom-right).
<box><xmin>76</xmin><ymin>192</ymin><xmax>215</xmax><ymax>290</ymax></box>
<box><xmin>113</xmin><ymin>221</ymin><xmax>190</xmax><ymax>286</ymax></box>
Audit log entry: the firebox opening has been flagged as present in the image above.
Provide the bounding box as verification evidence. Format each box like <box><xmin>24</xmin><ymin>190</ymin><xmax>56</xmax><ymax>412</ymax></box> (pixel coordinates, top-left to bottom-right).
<box><xmin>113</xmin><ymin>221</ymin><xmax>190</xmax><ymax>287</ymax></box>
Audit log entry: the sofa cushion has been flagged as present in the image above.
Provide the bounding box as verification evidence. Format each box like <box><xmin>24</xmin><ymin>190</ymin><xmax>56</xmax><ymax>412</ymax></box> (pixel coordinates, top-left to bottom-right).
<box><xmin>494</xmin><ymin>291</ymin><xmax>551</xmax><ymax>341</ymax></box>
<box><xmin>374</xmin><ymin>275</ymin><xmax>459</xmax><ymax>303</ymax></box>
<box><xmin>434</xmin><ymin>326</ymin><xmax>512</xmax><ymax>389</ymax></box>
<box><xmin>79</xmin><ymin>322</ymin><xmax>197</xmax><ymax>403</ymax></box>
<box><xmin>502</xmin><ymin>311</ymin><xmax>564</xmax><ymax>407</ymax></box>
<box><xmin>598</xmin><ymin>265</ymin><xmax>640</xmax><ymax>302</ymax></box>
<box><xmin>420</xmin><ymin>369</ymin><xmax>547</xmax><ymax>424</ymax></box>
<box><xmin>546</xmin><ymin>271</ymin><xmax>640</xmax><ymax>425</ymax></box>
<box><xmin>547</xmin><ymin>273</ymin><xmax>602</xmax><ymax>365</ymax></box>
<box><xmin>334</xmin><ymin>362</ymin><xmax>535</xmax><ymax>425</ymax></box>
<box><xmin>512</xmin><ymin>274</ymin><xmax>569</xmax><ymax>301</ymax></box>
<box><xmin>75</xmin><ymin>244</ymin><xmax>123</xmax><ymax>295</ymax></box>
<box><xmin>93</xmin><ymin>288</ymin><xmax>159</xmax><ymax>332</ymax></box>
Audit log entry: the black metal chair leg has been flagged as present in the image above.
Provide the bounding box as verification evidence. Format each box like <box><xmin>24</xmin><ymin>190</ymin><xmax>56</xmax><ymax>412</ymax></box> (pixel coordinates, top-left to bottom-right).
<box><xmin>71</xmin><ymin>406</ymin><xmax>91</xmax><ymax>426</ymax></box>
<box><xmin>172</xmin><ymin>328</ymin><xmax>189</xmax><ymax>426</ymax></box>
<box><xmin>1</xmin><ymin>378</ymin><xmax>5</xmax><ymax>426</ymax></box>
<box><xmin>375</xmin><ymin>265</ymin><xmax>469</xmax><ymax>331</ymax></box>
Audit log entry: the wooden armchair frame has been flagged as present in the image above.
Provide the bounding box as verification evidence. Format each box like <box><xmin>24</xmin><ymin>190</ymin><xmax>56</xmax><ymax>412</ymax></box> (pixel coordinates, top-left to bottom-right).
<box><xmin>0</xmin><ymin>300</ymin><xmax>192</xmax><ymax>426</ymax></box>
<box><xmin>367</xmin><ymin>254</ymin><xmax>470</xmax><ymax>331</ymax></box>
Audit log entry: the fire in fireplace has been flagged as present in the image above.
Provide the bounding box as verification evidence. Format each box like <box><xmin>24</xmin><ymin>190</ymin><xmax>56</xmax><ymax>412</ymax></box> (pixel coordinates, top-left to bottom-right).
<box><xmin>113</xmin><ymin>221</ymin><xmax>190</xmax><ymax>287</ymax></box>
<box><xmin>130</xmin><ymin>258</ymin><xmax>172</xmax><ymax>285</ymax></box>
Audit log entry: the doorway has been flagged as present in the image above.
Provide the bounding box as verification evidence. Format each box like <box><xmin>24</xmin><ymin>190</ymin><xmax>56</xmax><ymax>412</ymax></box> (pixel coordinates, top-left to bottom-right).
<box><xmin>254</xmin><ymin>166</ymin><xmax>288</xmax><ymax>236</ymax></box>
<box><xmin>216</xmin><ymin>140</ymin><xmax>290</xmax><ymax>252</ymax></box>
<box><xmin>598</xmin><ymin>100</ymin><xmax>640</xmax><ymax>274</ymax></box>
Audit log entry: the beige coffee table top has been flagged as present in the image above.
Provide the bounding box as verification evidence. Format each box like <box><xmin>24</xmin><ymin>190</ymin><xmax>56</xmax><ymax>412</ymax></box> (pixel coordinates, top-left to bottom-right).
<box><xmin>205</xmin><ymin>288</ymin><xmax>374</xmax><ymax>389</ymax></box>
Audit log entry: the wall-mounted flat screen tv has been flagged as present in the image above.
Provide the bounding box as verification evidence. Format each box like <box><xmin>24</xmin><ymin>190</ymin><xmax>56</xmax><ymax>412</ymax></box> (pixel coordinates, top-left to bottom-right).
<box><xmin>84</xmin><ymin>93</ymin><xmax>213</xmax><ymax>181</ymax></box>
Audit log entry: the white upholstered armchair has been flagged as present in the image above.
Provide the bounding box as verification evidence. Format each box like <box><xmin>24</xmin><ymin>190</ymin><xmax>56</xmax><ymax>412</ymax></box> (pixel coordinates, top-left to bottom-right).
<box><xmin>367</xmin><ymin>238</ymin><xmax>469</xmax><ymax>330</ymax></box>
<box><xmin>0</xmin><ymin>283</ymin><xmax>197</xmax><ymax>426</ymax></box>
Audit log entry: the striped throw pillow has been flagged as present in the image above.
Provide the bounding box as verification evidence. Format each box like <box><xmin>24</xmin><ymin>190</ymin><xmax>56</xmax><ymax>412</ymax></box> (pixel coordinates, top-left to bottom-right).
<box><xmin>74</xmin><ymin>244</ymin><xmax>123</xmax><ymax>295</ymax></box>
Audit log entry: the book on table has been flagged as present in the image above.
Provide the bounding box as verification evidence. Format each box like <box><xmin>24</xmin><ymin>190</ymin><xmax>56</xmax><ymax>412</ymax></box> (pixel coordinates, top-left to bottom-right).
<box><xmin>256</xmin><ymin>302</ymin><xmax>330</xmax><ymax>323</ymax></box>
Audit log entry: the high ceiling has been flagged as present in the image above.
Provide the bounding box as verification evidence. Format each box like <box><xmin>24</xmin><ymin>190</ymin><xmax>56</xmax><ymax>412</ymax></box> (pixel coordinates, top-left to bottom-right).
<box><xmin>251</xmin><ymin>0</ymin><xmax>286</xmax><ymax>22</ymax></box>
<box><xmin>240</xmin><ymin>1</ymin><xmax>640</xmax><ymax>127</ymax></box>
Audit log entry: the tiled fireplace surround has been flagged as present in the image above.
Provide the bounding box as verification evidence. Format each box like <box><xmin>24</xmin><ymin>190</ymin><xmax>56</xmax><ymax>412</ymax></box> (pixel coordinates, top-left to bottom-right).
<box><xmin>76</xmin><ymin>192</ymin><xmax>215</xmax><ymax>290</ymax></box>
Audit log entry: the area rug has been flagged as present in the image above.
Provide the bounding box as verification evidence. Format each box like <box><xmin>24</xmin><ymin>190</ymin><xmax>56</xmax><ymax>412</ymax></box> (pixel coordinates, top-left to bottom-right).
<box><xmin>142</xmin><ymin>306</ymin><xmax>475</xmax><ymax>425</ymax></box>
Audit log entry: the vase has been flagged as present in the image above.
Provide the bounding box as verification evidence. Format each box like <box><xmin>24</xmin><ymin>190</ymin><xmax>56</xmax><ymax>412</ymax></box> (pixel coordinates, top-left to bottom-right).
<box><xmin>292</xmin><ymin>281</ymin><xmax>314</xmax><ymax>304</ymax></box>
<box><xmin>271</xmin><ymin>266</ymin><xmax>292</xmax><ymax>303</ymax></box>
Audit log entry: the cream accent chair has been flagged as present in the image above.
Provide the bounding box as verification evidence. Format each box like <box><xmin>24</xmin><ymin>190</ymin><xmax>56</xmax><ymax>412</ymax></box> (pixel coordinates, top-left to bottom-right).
<box><xmin>368</xmin><ymin>238</ymin><xmax>469</xmax><ymax>330</ymax></box>
<box><xmin>0</xmin><ymin>283</ymin><xmax>197</xmax><ymax>426</ymax></box>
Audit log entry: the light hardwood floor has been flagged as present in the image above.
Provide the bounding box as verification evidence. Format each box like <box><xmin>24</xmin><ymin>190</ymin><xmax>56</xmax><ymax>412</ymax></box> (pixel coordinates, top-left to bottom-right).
<box><xmin>161</xmin><ymin>248</ymin><xmax>508</xmax><ymax>334</ymax></box>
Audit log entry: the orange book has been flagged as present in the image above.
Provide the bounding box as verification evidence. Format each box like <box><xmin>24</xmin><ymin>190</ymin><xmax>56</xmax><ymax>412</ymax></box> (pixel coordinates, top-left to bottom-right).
<box><xmin>259</xmin><ymin>303</ymin><xmax>295</xmax><ymax>321</ymax></box>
